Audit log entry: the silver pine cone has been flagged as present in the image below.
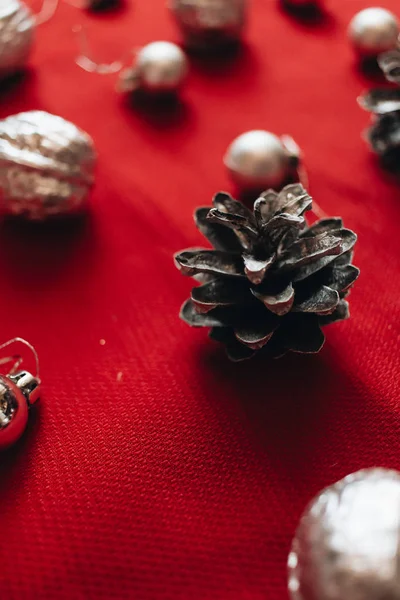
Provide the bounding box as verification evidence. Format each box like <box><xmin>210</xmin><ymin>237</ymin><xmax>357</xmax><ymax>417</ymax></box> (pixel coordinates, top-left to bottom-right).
<box><xmin>359</xmin><ymin>46</ymin><xmax>400</xmax><ymax>169</ymax></box>
<box><xmin>174</xmin><ymin>184</ymin><xmax>359</xmax><ymax>361</ymax></box>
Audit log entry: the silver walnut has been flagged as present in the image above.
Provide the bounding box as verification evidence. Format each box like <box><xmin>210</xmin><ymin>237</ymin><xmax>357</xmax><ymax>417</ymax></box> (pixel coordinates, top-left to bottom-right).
<box><xmin>288</xmin><ymin>468</ymin><xmax>400</xmax><ymax>600</ymax></box>
<box><xmin>0</xmin><ymin>0</ymin><xmax>35</xmax><ymax>77</ymax></box>
<box><xmin>0</xmin><ymin>111</ymin><xmax>96</xmax><ymax>220</ymax></box>
<box><xmin>349</xmin><ymin>8</ymin><xmax>400</xmax><ymax>57</ymax></box>
<box><xmin>118</xmin><ymin>41</ymin><xmax>188</xmax><ymax>94</ymax></box>
<box><xmin>170</xmin><ymin>0</ymin><xmax>247</xmax><ymax>48</ymax></box>
<box><xmin>224</xmin><ymin>130</ymin><xmax>300</xmax><ymax>191</ymax></box>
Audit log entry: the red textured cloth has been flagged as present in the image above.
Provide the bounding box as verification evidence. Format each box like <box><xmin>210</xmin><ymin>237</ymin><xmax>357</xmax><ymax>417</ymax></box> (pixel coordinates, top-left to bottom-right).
<box><xmin>0</xmin><ymin>1</ymin><xmax>399</xmax><ymax>598</ymax></box>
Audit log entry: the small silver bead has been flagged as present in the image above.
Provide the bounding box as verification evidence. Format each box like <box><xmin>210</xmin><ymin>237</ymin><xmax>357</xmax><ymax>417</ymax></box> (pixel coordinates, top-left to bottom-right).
<box><xmin>349</xmin><ymin>8</ymin><xmax>399</xmax><ymax>57</ymax></box>
<box><xmin>288</xmin><ymin>468</ymin><xmax>400</xmax><ymax>600</ymax></box>
<box><xmin>0</xmin><ymin>0</ymin><xmax>35</xmax><ymax>77</ymax></box>
<box><xmin>136</xmin><ymin>41</ymin><xmax>188</xmax><ymax>93</ymax></box>
<box><xmin>224</xmin><ymin>130</ymin><xmax>296</xmax><ymax>190</ymax></box>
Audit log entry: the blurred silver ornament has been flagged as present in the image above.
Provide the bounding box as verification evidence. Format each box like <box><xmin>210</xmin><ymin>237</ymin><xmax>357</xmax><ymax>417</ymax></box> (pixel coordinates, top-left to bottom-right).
<box><xmin>0</xmin><ymin>0</ymin><xmax>35</xmax><ymax>77</ymax></box>
<box><xmin>118</xmin><ymin>41</ymin><xmax>188</xmax><ymax>94</ymax></box>
<box><xmin>349</xmin><ymin>8</ymin><xmax>400</xmax><ymax>57</ymax></box>
<box><xmin>283</xmin><ymin>0</ymin><xmax>318</xmax><ymax>7</ymax></box>
<box><xmin>288</xmin><ymin>468</ymin><xmax>400</xmax><ymax>600</ymax></box>
<box><xmin>224</xmin><ymin>130</ymin><xmax>301</xmax><ymax>191</ymax></box>
<box><xmin>170</xmin><ymin>0</ymin><xmax>247</xmax><ymax>49</ymax></box>
<box><xmin>0</xmin><ymin>110</ymin><xmax>96</xmax><ymax>220</ymax></box>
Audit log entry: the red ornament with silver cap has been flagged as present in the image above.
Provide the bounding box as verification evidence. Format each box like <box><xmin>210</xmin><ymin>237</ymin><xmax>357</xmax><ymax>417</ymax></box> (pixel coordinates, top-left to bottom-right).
<box><xmin>0</xmin><ymin>338</ymin><xmax>41</xmax><ymax>451</ymax></box>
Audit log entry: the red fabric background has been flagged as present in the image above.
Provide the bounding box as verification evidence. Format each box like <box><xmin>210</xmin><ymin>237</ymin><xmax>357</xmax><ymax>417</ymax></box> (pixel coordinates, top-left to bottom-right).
<box><xmin>1</xmin><ymin>1</ymin><xmax>399</xmax><ymax>598</ymax></box>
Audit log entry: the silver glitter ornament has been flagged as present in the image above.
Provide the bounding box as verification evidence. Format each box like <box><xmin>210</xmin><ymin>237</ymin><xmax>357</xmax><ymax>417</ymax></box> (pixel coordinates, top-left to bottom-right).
<box><xmin>0</xmin><ymin>111</ymin><xmax>96</xmax><ymax>220</ymax></box>
<box><xmin>288</xmin><ymin>468</ymin><xmax>400</xmax><ymax>600</ymax></box>
<box><xmin>349</xmin><ymin>8</ymin><xmax>400</xmax><ymax>57</ymax></box>
<box><xmin>0</xmin><ymin>0</ymin><xmax>35</xmax><ymax>77</ymax></box>
<box><xmin>118</xmin><ymin>41</ymin><xmax>188</xmax><ymax>94</ymax></box>
<box><xmin>170</xmin><ymin>0</ymin><xmax>247</xmax><ymax>49</ymax></box>
<box><xmin>224</xmin><ymin>130</ymin><xmax>301</xmax><ymax>191</ymax></box>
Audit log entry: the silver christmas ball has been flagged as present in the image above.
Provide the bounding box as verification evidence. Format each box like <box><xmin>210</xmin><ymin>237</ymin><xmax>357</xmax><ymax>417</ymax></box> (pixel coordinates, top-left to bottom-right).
<box><xmin>349</xmin><ymin>8</ymin><xmax>400</xmax><ymax>57</ymax></box>
<box><xmin>0</xmin><ymin>111</ymin><xmax>96</xmax><ymax>220</ymax></box>
<box><xmin>170</xmin><ymin>0</ymin><xmax>247</xmax><ymax>49</ymax></box>
<box><xmin>118</xmin><ymin>41</ymin><xmax>188</xmax><ymax>94</ymax></box>
<box><xmin>288</xmin><ymin>468</ymin><xmax>400</xmax><ymax>600</ymax></box>
<box><xmin>0</xmin><ymin>0</ymin><xmax>35</xmax><ymax>77</ymax></box>
<box><xmin>224</xmin><ymin>130</ymin><xmax>300</xmax><ymax>191</ymax></box>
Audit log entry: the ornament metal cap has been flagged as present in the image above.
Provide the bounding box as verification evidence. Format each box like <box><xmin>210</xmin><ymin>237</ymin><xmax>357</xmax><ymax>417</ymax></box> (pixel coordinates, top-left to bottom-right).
<box><xmin>8</xmin><ymin>370</ymin><xmax>41</xmax><ymax>406</ymax></box>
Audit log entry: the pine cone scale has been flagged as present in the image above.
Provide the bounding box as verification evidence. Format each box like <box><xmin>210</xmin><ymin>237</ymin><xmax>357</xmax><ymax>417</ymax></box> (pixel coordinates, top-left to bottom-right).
<box><xmin>175</xmin><ymin>249</ymin><xmax>245</xmax><ymax>277</ymax></box>
<box><xmin>277</xmin><ymin>233</ymin><xmax>343</xmax><ymax>271</ymax></box>
<box><xmin>293</xmin><ymin>285</ymin><xmax>340</xmax><ymax>316</ymax></box>
<box><xmin>194</xmin><ymin>207</ymin><xmax>243</xmax><ymax>252</ymax></box>
<box><xmin>252</xmin><ymin>282</ymin><xmax>295</xmax><ymax>316</ymax></box>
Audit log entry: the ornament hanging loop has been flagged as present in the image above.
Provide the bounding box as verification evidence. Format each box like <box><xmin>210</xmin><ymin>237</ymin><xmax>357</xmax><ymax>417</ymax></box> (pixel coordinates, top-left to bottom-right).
<box><xmin>34</xmin><ymin>0</ymin><xmax>59</xmax><ymax>26</ymax></box>
<box><xmin>73</xmin><ymin>25</ymin><xmax>131</xmax><ymax>74</ymax></box>
<box><xmin>0</xmin><ymin>338</ymin><xmax>40</xmax><ymax>382</ymax></box>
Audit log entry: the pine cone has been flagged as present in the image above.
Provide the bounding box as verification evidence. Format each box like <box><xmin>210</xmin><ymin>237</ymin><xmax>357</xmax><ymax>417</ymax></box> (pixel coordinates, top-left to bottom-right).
<box><xmin>174</xmin><ymin>184</ymin><xmax>359</xmax><ymax>361</ymax></box>
<box><xmin>360</xmin><ymin>47</ymin><xmax>400</xmax><ymax>169</ymax></box>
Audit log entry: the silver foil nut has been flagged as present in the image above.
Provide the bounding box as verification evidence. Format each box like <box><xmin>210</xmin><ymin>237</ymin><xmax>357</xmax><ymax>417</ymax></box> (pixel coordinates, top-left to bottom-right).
<box><xmin>0</xmin><ymin>110</ymin><xmax>96</xmax><ymax>220</ymax></box>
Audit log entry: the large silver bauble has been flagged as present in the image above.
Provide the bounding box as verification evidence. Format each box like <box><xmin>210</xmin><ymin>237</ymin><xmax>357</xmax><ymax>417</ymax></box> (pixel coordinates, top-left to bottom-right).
<box><xmin>0</xmin><ymin>111</ymin><xmax>96</xmax><ymax>220</ymax></box>
<box><xmin>224</xmin><ymin>130</ymin><xmax>299</xmax><ymax>191</ymax></box>
<box><xmin>170</xmin><ymin>0</ymin><xmax>247</xmax><ymax>49</ymax></box>
<box><xmin>288</xmin><ymin>468</ymin><xmax>400</xmax><ymax>600</ymax></box>
<box><xmin>118</xmin><ymin>41</ymin><xmax>188</xmax><ymax>94</ymax></box>
<box><xmin>349</xmin><ymin>8</ymin><xmax>400</xmax><ymax>57</ymax></box>
<box><xmin>0</xmin><ymin>0</ymin><xmax>35</xmax><ymax>77</ymax></box>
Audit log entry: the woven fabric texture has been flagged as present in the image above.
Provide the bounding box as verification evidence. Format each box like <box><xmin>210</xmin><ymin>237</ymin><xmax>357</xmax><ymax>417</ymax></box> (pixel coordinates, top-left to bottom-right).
<box><xmin>0</xmin><ymin>1</ymin><xmax>399</xmax><ymax>598</ymax></box>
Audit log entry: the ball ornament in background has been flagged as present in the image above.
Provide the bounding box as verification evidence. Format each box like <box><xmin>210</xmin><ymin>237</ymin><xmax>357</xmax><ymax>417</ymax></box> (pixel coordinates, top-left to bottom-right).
<box><xmin>0</xmin><ymin>111</ymin><xmax>96</xmax><ymax>220</ymax></box>
<box><xmin>289</xmin><ymin>468</ymin><xmax>400</xmax><ymax>600</ymax></box>
<box><xmin>0</xmin><ymin>0</ymin><xmax>35</xmax><ymax>77</ymax></box>
<box><xmin>224</xmin><ymin>130</ymin><xmax>301</xmax><ymax>192</ymax></box>
<box><xmin>348</xmin><ymin>8</ymin><xmax>399</xmax><ymax>57</ymax></box>
<box><xmin>118</xmin><ymin>41</ymin><xmax>188</xmax><ymax>94</ymax></box>
<box><xmin>170</xmin><ymin>0</ymin><xmax>247</xmax><ymax>50</ymax></box>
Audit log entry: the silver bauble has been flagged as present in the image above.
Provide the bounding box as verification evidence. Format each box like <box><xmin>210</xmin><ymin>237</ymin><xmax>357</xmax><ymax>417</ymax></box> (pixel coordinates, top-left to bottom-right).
<box><xmin>118</xmin><ymin>41</ymin><xmax>188</xmax><ymax>94</ymax></box>
<box><xmin>224</xmin><ymin>130</ymin><xmax>300</xmax><ymax>191</ymax></box>
<box><xmin>349</xmin><ymin>8</ymin><xmax>399</xmax><ymax>57</ymax></box>
<box><xmin>288</xmin><ymin>468</ymin><xmax>400</xmax><ymax>600</ymax></box>
<box><xmin>0</xmin><ymin>111</ymin><xmax>96</xmax><ymax>220</ymax></box>
<box><xmin>0</xmin><ymin>0</ymin><xmax>35</xmax><ymax>77</ymax></box>
<box><xmin>170</xmin><ymin>0</ymin><xmax>247</xmax><ymax>49</ymax></box>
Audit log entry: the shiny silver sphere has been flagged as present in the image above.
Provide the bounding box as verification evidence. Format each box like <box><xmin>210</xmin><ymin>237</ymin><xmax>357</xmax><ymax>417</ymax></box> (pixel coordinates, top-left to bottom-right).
<box><xmin>349</xmin><ymin>8</ymin><xmax>399</xmax><ymax>57</ymax></box>
<box><xmin>0</xmin><ymin>0</ymin><xmax>35</xmax><ymax>77</ymax></box>
<box><xmin>224</xmin><ymin>130</ymin><xmax>294</xmax><ymax>190</ymax></box>
<box><xmin>170</xmin><ymin>0</ymin><xmax>247</xmax><ymax>49</ymax></box>
<box><xmin>127</xmin><ymin>41</ymin><xmax>188</xmax><ymax>93</ymax></box>
<box><xmin>288</xmin><ymin>468</ymin><xmax>400</xmax><ymax>600</ymax></box>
